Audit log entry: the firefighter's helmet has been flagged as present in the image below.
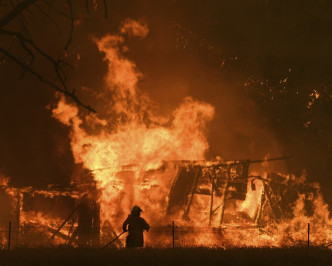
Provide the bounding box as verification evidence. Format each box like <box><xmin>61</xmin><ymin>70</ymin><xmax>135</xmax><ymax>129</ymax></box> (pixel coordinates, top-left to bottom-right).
<box><xmin>132</xmin><ymin>206</ymin><xmax>143</xmax><ymax>214</ymax></box>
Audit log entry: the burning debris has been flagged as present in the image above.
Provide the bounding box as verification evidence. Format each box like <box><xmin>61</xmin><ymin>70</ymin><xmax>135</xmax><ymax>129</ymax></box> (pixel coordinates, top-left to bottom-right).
<box><xmin>0</xmin><ymin>18</ymin><xmax>331</xmax><ymax>250</ymax></box>
<box><xmin>0</xmin><ymin>181</ymin><xmax>103</xmax><ymax>247</ymax></box>
<box><xmin>1</xmin><ymin>156</ymin><xmax>331</xmax><ymax>248</ymax></box>
<box><xmin>166</xmin><ymin>156</ymin><xmax>294</xmax><ymax>226</ymax></box>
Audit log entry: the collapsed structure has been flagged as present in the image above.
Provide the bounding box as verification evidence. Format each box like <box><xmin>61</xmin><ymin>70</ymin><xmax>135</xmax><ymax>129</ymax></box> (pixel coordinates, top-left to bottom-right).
<box><xmin>166</xmin><ymin>156</ymin><xmax>295</xmax><ymax>226</ymax></box>
<box><xmin>0</xmin><ymin>183</ymin><xmax>102</xmax><ymax>247</ymax></box>
<box><xmin>1</xmin><ymin>155</ymin><xmax>326</xmax><ymax>248</ymax></box>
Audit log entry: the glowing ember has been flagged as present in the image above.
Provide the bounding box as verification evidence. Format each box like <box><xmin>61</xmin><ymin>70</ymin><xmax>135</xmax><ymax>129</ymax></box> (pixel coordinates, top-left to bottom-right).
<box><xmin>51</xmin><ymin>19</ymin><xmax>332</xmax><ymax>248</ymax></box>
<box><xmin>52</xmin><ymin>19</ymin><xmax>214</xmax><ymax>239</ymax></box>
<box><xmin>1</xmin><ymin>19</ymin><xmax>331</xmax><ymax>249</ymax></box>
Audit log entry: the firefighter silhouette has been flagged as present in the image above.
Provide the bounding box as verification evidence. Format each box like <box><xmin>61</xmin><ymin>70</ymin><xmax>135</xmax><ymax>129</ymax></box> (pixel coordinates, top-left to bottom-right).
<box><xmin>122</xmin><ymin>206</ymin><xmax>149</xmax><ymax>247</ymax></box>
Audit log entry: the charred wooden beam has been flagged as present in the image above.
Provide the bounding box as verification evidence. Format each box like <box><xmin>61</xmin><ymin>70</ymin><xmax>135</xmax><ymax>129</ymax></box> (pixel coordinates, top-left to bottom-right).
<box><xmin>183</xmin><ymin>167</ymin><xmax>202</xmax><ymax>219</ymax></box>
<box><xmin>49</xmin><ymin>203</ymin><xmax>82</xmax><ymax>240</ymax></box>
<box><xmin>219</xmin><ymin>166</ymin><xmax>231</xmax><ymax>225</ymax></box>
<box><xmin>0</xmin><ymin>0</ymin><xmax>38</xmax><ymax>28</ymax></box>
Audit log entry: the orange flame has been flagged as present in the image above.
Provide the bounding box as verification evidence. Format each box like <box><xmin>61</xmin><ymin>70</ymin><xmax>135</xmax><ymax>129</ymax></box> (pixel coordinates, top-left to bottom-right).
<box><xmin>50</xmin><ymin>19</ymin><xmax>332</xmax><ymax>248</ymax></box>
<box><xmin>52</xmin><ymin>19</ymin><xmax>214</xmax><ymax>240</ymax></box>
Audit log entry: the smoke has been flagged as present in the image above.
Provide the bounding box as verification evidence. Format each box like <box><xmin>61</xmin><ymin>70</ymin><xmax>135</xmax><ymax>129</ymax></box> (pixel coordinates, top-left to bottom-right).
<box><xmin>120</xmin><ymin>18</ymin><xmax>149</xmax><ymax>39</ymax></box>
<box><xmin>52</xmin><ymin>19</ymin><xmax>215</xmax><ymax>224</ymax></box>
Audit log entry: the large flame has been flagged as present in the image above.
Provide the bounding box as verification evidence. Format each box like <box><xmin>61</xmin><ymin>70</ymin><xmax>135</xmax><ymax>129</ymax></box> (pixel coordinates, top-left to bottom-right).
<box><xmin>50</xmin><ymin>19</ymin><xmax>332</xmax><ymax>248</ymax></box>
<box><xmin>1</xmin><ymin>19</ymin><xmax>329</xmax><ymax>249</ymax></box>
<box><xmin>52</xmin><ymin>19</ymin><xmax>215</xmax><ymax>238</ymax></box>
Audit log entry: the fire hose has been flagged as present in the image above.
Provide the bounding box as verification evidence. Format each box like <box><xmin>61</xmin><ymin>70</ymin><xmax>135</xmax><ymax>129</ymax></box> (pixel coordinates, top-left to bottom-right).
<box><xmin>103</xmin><ymin>231</ymin><xmax>127</xmax><ymax>248</ymax></box>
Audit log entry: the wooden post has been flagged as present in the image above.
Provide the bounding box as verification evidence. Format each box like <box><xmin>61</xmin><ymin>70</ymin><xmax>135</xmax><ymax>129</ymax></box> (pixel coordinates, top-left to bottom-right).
<box><xmin>307</xmin><ymin>223</ymin><xmax>310</xmax><ymax>247</ymax></box>
<box><xmin>220</xmin><ymin>166</ymin><xmax>231</xmax><ymax>225</ymax></box>
<box><xmin>172</xmin><ymin>221</ymin><xmax>175</xmax><ymax>248</ymax></box>
<box><xmin>8</xmin><ymin>221</ymin><xmax>11</xmax><ymax>250</ymax></box>
<box><xmin>209</xmin><ymin>173</ymin><xmax>215</xmax><ymax>226</ymax></box>
<box><xmin>183</xmin><ymin>168</ymin><xmax>201</xmax><ymax>218</ymax></box>
<box><xmin>50</xmin><ymin>203</ymin><xmax>81</xmax><ymax>240</ymax></box>
<box><xmin>15</xmin><ymin>190</ymin><xmax>21</xmax><ymax>247</ymax></box>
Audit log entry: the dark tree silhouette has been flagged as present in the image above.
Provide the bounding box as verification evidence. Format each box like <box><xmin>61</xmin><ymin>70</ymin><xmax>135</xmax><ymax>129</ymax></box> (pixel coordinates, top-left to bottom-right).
<box><xmin>0</xmin><ymin>0</ymin><xmax>111</xmax><ymax>113</ymax></box>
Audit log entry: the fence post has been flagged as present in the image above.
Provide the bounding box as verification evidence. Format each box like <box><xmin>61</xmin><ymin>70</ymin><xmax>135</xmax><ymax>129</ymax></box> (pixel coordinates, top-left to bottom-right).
<box><xmin>172</xmin><ymin>221</ymin><xmax>175</xmax><ymax>248</ymax></box>
<box><xmin>307</xmin><ymin>223</ymin><xmax>310</xmax><ymax>247</ymax></box>
<box><xmin>8</xmin><ymin>221</ymin><xmax>11</xmax><ymax>250</ymax></box>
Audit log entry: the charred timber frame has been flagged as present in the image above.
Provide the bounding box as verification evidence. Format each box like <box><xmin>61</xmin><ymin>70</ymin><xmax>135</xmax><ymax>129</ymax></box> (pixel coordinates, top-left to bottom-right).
<box><xmin>50</xmin><ymin>195</ymin><xmax>102</xmax><ymax>246</ymax></box>
<box><xmin>209</xmin><ymin>171</ymin><xmax>215</xmax><ymax>226</ymax></box>
<box><xmin>50</xmin><ymin>203</ymin><xmax>83</xmax><ymax>241</ymax></box>
<box><xmin>15</xmin><ymin>190</ymin><xmax>22</xmax><ymax>247</ymax></box>
<box><xmin>1</xmin><ymin>185</ymin><xmax>101</xmax><ymax>247</ymax></box>
<box><xmin>167</xmin><ymin>156</ymin><xmax>293</xmax><ymax>227</ymax></box>
<box><xmin>219</xmin><ymin>165</ymin><xmax>231</xmax><ymax>226</ymax></box>
<box><xmin>183</xmin><ymin>167</ymin><xmax>201</xmax><ymax>219</ymax></box>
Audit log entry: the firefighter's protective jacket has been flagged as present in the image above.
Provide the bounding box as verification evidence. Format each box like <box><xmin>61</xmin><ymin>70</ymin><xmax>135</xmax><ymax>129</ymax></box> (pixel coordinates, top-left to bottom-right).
<box><xmin>123</xmin><ymin>214</ymin><xmax>149</xmax><ymax>247</ymax></box>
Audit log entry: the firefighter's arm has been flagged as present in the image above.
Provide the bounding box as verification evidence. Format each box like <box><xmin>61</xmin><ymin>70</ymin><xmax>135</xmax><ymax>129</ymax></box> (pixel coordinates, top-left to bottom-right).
<box><xmin>123</xmin><ymin>218</ymin><xmax>129</xmax><ymax>232</ymax></box>
<box><xmin>144</xmin><ymin>221</ymin><xmax>150</xmax><ymax>232</ymax></box>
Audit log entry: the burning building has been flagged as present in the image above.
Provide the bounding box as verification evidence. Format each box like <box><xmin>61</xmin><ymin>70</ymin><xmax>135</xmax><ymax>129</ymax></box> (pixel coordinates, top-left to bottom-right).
<box><xmin>1</xmin><ymin>155</ymin><xmax>331</xmax><ymax>248</ymax></box>
<box><xmin>0</xmin><ymin>180</ymin><xmax>102</xmax><ymax>247</ymax></box>
<box><xmin>0</xmin><ymin>17</ymin><xmax>331</xmax><ymax>250</ymax></box>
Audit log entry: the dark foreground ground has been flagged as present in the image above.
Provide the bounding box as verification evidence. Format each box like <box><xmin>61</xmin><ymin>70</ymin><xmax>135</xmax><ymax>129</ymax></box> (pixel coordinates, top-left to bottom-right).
<box><xmin>0</xmin><ymin>247</ymin><xmax>331</xmax><ymax>266</ymax></box>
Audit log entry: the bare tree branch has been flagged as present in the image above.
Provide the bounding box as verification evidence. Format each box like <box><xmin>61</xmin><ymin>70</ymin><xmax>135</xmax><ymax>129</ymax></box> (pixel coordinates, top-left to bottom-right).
<box><xmin>64</xmin><ymin>0</ymin><xmax>74</xmax><ymax>50</ymax></box>
<box><xmin>103</xmin><ymin>0</ymin><xmax>108</xmax><ymax>19</ymax></box>
<box><xmin>0</xmin><ymin>29</ymin><xmax>68</xmax><ymax>74</ymax></box>
<box><xmin>41</xmin><ymin>0</ymin><xmax>97</xmax><ymax>22</ymax></box>
<box><xmin>0</xmin><ymin>0</ymin><xmax>38</xmax><ymax>28</ymax></box>
<box><xmin>1</xmin><ymin>28</ymin><xmax>73</xmax><ymax>100</ymax></box>
<box><xmin>0</xmin><ymin>48</ymin><xmax>96</xmax><ymax>113</ymax></box>
<box><xmin>34</xmin><ymin>2</ymin><xmax>61</xmax><ymax>33</ymax></box>
<box><xmin>8</xmin><ymin>0</ymin><xmax>32</xmax><ymax>38</ymax></box>
<box><xmin>0</xmin><ymin>0</ymin><xmax>114</xmax><ymax>113</ymax></box>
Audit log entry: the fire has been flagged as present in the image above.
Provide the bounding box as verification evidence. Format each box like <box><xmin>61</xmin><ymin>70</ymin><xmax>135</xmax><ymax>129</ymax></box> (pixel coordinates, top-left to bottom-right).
<box><xmin>0</xmin><ymin>19</ymin><xmax>331</xmax><ymax>249</ymax></box>
<box><xmin>52</xmin><ymin>18</ymin><xmax>215</xmax><ymax>235</ymax></box>
<box><xmin>50</xmin><ymin>19</ymin><xmax>332</xmax><ymax>248</ymax></box>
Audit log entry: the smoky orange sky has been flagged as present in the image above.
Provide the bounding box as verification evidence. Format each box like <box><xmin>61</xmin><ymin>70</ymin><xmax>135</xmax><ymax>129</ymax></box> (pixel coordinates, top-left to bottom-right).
<box><xmin>0</xmin><ymin>1</ymin><xmax>331</xmax><ymax>207</ymax></box>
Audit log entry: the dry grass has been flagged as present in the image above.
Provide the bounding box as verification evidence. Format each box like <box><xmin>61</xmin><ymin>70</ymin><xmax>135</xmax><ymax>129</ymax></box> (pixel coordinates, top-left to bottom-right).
<box><xmin>0</xmin><ymin>246</ymin><xmax>331</xmax><ymax>265</ymax></box>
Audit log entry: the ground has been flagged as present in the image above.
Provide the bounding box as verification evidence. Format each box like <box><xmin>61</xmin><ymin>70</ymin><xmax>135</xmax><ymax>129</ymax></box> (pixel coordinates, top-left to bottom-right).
<box><xmin>0</xmin><ymin>247</ymin><xmax>331</xmax><ymax>265</ymax></box>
